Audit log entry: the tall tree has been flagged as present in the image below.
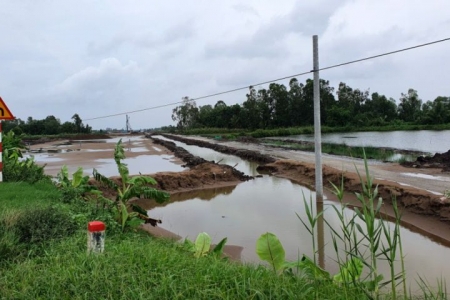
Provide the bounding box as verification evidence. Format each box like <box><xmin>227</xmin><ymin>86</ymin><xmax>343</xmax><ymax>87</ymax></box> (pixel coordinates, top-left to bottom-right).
<box><xmin>171</xmin><ymin>97</ymin><xmax>199</xmax><ymax>130</ymax></box>
<box><xmin>398</xmin><ymin>89</ymin><xmax>422</xmax><ymax>122</ymax></box>
<box><xmin>72</xmin><ymin>113</ymin><xmax>83</xmax><ymax>133</ymax></box>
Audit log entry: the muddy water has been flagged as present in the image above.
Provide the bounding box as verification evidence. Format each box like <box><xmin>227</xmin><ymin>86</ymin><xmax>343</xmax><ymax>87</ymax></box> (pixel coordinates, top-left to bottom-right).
<box><xmin>29</xmin><ymin>135</ymin><xmax>184</xmax><ymax>177</ymax></box>
<box><xmin>149</xmin><ymin>137</ymin><xmax>450</xmax><ymax>289</ymax></box>
<box><xmin>153</xmin><ymin>135</ymin><xmax>259</xmax><ymax>176</ymax></box>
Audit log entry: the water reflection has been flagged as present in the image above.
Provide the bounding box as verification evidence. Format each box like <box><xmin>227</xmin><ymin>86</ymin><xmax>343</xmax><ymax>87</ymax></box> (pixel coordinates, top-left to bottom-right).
<box><xmin>149</xmin><ymin>176</ymin><xmax>450</xmax><ymax>288</ymax></box>
<box><xmin>276</xmin><ymin>130</ymin><xmax>450</xmax><ymax>154</ymax></box>
<box><xmin>153</xmin><ymin>135</ymin><xmax>260</xmax><ymax>176</ymax></box>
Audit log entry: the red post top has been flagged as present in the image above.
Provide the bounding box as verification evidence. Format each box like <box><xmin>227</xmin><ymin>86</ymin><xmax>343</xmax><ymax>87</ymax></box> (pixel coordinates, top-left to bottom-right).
<box><xmin>88</xmin><ymin>221</ymin><xmax>106</xmax><ymax>232</ymax></box>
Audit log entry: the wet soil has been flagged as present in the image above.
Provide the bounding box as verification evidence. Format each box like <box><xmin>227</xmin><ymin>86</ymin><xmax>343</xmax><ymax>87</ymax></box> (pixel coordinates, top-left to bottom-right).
<box><xmin>150</xmin><ymin>134</ymin><xmax>276</xmax><ymax>164</ymax></box>
<box><xmin>402</xmin><ymin>150</ymin><xmax>450</xmax><ymax>172</ymax></box>
<box><xmin>22</xmin><ymin>133</ymin><xmax>112</xmax><ymax>145</ymax></box>
<box><xmin>153</xmin><ymin>134</ymin><xmax>450</xmax><ymax>244</ymax></box>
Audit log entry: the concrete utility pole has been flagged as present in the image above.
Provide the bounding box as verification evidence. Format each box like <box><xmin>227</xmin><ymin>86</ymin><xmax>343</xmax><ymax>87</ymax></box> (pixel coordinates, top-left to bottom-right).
<box><xmin>313</xmin><ymin>35</ymin><xmax>323</xmax><ymax>203</ymax></box>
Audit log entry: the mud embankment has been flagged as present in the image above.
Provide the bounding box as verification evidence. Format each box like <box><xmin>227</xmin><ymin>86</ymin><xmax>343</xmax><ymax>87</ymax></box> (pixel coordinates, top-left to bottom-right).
<box><xmin>151</xmin><ymin>134</ymin><xmax>276</xmax><ymax>164</ymax></box>
<box><xmin>149</xmin><ymin>134</ymin><xmax>450</xmax><ymax>230</ymax></box>
<box><xmin>402</xmin><ymin>150</ymin><xmax>450</xmax><ymax>172</ymax></box>
<box><xmin>258</xmin><ymin>160</ymin><xmax>450</xmax><ymax>221</ymax></box>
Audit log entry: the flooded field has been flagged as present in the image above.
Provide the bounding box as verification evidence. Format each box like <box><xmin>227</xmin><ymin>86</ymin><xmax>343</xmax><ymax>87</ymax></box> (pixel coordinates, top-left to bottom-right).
<box><xmin>148</xmin><ymin>136</ymin><xmax>450</xmax><ymax>289</ymax></box>
<box><xmin>26</xmin><ymin>134</ymin><xmax>450</xmax><ymax>290</ymax></box>
<box><xmin>28</xmin><ymin>135</ymin><xmax>185</xmax><ymax>176</ymax></box>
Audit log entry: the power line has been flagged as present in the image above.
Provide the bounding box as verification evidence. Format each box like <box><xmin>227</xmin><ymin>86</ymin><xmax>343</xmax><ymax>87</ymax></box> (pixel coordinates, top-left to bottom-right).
<box><xmin>84</xmin><ymin>37</ymin><xmax>450</xmax><ymax>121</ymax></box>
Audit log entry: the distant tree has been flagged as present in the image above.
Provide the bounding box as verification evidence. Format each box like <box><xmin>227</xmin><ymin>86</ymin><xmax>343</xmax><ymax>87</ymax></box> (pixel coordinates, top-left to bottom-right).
<box><xmin>72</xmin><ymin>113</ymin><xmax>83</xmax><ymax>133</ymax></box>
<box><xmin>171</xmin><ymin>97</ymin><xmax>199</xmax><ymax>130</ymax></box>
<box><xmin>398</xmin><ymin>89</ymin><xmax>422</xmax><ymax>122</ymax></box>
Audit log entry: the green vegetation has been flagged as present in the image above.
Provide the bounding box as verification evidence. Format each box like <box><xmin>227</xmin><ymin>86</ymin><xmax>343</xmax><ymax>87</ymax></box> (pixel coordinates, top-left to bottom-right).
<box><xmin>170</xmin><ymin>78</ymin><xmax>450</xmax><ymax>134</ymax></box>
<box><xmin>1</xmin><ymin>130</ymin><xmax>447</xmax><ymax>298</ymax></box>
<box><xmin>2</xmin><ymin>113</ymin><xmax>92</xmax><ymax>135</ymax></box>
<box><xmin>93</xmin><ymin>139</ymin><xmax>170</xmax><ymax>231</ymax></box>
<box><xmin>255</xmin><ymin>155</ymin><xmax>447</xmax><ymax>299</ymax></box>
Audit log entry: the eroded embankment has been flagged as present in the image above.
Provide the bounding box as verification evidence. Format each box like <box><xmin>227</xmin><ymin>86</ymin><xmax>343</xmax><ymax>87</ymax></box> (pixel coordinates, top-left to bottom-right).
<box><xmin>91</xmin><ymin>137</ymin><xmax>252</xmax><ymax>197</ymax></box>
<box><xmin>149</xmin><ymin>134</ymin><xmax>450</xmax><ymax>228</ymax></box>
<box><xmin>151</xmin><ymin>133</ymin><xmax>276</xmax><ymax>164</ymax></box>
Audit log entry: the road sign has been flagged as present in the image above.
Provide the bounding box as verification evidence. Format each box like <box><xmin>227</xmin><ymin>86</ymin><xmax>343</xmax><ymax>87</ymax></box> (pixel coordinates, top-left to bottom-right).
<box><xmin>0</xmin><ymin>97</ymin><xmax>14</xmax><ymax>120</ymax></box>
<box><xmin>0</xmin><ymin>97</ymin><xmax>15</xmax><ymax>120</ymax></box>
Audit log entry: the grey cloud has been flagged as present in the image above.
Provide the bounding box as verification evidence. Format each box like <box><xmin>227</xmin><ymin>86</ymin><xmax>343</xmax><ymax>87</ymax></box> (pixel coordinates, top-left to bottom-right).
<box><xmin>232</xmin><ymin>4</ymin><xmax>259</xmax><ymax>17</ymax></box>
<box><xmin>87</xmin><ymin>19</ymin><xmax>196</xmax><ymax>56</ymax></box>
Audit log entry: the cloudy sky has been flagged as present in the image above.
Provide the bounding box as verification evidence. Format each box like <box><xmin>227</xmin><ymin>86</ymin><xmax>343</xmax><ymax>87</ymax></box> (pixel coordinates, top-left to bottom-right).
<box><xmin>1</xmin><ymin>0</ymin><xmax>449</xmax><ymax>130</ymax></box>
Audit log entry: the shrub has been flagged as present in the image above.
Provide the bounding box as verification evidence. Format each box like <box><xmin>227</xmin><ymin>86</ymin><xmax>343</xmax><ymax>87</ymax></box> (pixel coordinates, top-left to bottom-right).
<box><xmin>15</xmin><ymin>206</ymin><xmax>78</xmax><ymax>245</ymax></box>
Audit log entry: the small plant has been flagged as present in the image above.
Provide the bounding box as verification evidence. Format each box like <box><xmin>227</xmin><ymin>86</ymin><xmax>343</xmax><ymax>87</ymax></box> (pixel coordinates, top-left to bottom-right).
<box><xmin>56</xmin><ymin>166</ymin><xmax>98</xmax><ymax>203</ymax></box>
<box><xmin>182</xmin><ymin>232</ymin><xmax>228</xmax><ymax>259</ymax></box>
<box><xmin>93</xmin><ymin>139</ymin><xmax>169</xmax><ymax>231</ymax></box>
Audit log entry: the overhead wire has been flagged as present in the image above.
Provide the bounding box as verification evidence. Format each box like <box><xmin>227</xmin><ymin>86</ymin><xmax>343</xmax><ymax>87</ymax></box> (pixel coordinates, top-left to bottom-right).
<box><xmin>84</xmin><ymin>37</ymin><xmax>450</xmax><ymax>121</ymax></box>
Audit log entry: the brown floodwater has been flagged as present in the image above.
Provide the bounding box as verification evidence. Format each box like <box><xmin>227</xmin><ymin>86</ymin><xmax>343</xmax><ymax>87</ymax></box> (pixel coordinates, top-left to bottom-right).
<box><xmin>147</xmin><ymin>136</ymin><xmax>450</xmax><ymax>291</ymax></box>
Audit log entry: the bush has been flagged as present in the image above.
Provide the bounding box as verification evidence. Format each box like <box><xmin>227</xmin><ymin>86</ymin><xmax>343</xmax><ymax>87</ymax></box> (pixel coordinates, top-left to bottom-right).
<box><xmin>3</xmin><ymin>158</ymin><xmax>50</xmax><ymax>184</ymax></box>
<box><xmin>15</xmin><ymin>206</ymin><xmax>78</xmax><ymax>245</ymax></box>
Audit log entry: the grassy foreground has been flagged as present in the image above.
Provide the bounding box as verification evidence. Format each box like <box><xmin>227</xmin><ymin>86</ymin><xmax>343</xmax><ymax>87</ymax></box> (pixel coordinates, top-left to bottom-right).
<box><xmin>0</xmin><ymin>181</ymin><xmax>368</xmax><ymax>299</ymax></box>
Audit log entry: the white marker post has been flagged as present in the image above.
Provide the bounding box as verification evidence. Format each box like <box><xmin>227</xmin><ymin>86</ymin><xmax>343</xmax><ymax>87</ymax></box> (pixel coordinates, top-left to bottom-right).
<box><xmin>87</xmin><ymin>221</ymin><xmax>106</xmax><ymax>253</ymax></box>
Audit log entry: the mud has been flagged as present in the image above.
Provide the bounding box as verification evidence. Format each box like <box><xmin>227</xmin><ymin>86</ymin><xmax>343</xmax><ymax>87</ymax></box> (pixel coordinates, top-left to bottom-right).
<box><xmin>22</xmin><ymin>133</ymin><xmax>111</xmax><ymax>146</ymax></box>
<box><xmin>402</xmin><ymin>150</ymin><xmax>450</xmax><ymax>172</ymax></box>
<box><xmin>153</xmin><ymin>134</ymin><xmax>450</xmax><ymax>243</ymax></box>
<box><xmin>150</xmin><ymin>134</ymin><xmax>276</xmax><ymax>164</ymax></box>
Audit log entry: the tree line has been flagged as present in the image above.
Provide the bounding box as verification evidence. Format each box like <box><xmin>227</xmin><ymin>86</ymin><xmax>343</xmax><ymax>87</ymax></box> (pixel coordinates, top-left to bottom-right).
<box><xmin>172</xmin><ymin>78</ymin><xmax>450</xmax><ymax>130</ymax></box>
<box><xmin>3</xmin><ymin>113</ymin><xmax>92</xmax><ymax>135</ymax></box>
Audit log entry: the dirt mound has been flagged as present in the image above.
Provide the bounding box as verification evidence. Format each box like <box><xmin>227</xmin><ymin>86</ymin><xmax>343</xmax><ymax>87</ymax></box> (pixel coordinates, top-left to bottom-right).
<box><xmin>259</xmin><ymin>159</ymin><xmax>450</xmax><ymax>222</ymax></box>
<box><xmin>402</xmin><ymin>150</ymin><xmax>450</xmax><ymax>172</ymax></box>
<box><xmin>23</xmin><ymin>134</ymin><xmax>111</xmax><ymax>145</ymax></box>
<box><xmin>154</xmin><ymin>134</ymin><xmax>276</xmax><ymax>164</ymax></box>
<box><xmin>89</xmin><ymin>162</ymin><xmax>246</xmax><ymax>196</ymax></box>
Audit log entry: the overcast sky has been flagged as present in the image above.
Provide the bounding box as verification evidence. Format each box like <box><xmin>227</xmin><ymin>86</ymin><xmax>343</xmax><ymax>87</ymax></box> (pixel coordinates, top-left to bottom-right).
<box><xmin>1</xmin><ymin>0</ymin><xmax>449</xmax><ymax>130</ymax></box>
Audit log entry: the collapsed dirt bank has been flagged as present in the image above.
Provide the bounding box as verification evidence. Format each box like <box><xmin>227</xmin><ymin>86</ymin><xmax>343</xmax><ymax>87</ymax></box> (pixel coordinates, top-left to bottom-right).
<box><xmin>402</xmin><ymin>150</ymin><xmax>450</xmax><ymax>172</ymax></box>
<box><xmin>150</xmin><ymin>133</ymin><xmax>276</xmax><ymax>164</ymax></box>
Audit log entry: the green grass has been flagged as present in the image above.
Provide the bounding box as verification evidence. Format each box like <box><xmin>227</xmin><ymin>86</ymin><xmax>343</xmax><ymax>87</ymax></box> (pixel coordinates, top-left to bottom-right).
<box><xmin>0</xmin><ymin>232</ymin><xmax>332</xmax><ymax>299</ymax></box>
<box><xmin>0</xmin><ymin>181</ymin><xmax>61</xmax><ymax>212</ymax></box>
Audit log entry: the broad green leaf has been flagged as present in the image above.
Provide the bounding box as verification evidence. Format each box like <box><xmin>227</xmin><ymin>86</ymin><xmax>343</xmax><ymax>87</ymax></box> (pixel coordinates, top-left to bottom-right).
<box><xmin>72</xmin><ymin>167</ymin><xmax>84</xmax><ymax>187</ymax></box>
<box><xmin>211</xmin><ymin>237</ymin><xmax>228</xmax><ymax>258</ymax></box>
<box><xmin>131</xmin><ymin>203</ymin><xmax>149</xmax><ymax>217</ymax></box>
<box><xmin>128</xmin><ymin>176</ymin><xmax>158</xmax><ymax>186</ymax></box>
<box><xmin>194</xmin><ymin>232</ymin><xmax>212</xmax><ymax>258</ymax></box>
<box><xmin>256</xmin><ymin>232</ymin><xmax>286</xmax><ymax>274</ymax></box>
<box><xmin>298</xmin><ymin>255</ymin><xmax>331</xmax><ymax>280</ymax></box>
<box><xmin>183</xmin><ymin>239</ymin><xmax>196</xmax><ymax>252</ymax></box>
<box><xmin>333</xmin><ymin>257</ymin><xmax>364</xmax><ymax>283</ymax></box>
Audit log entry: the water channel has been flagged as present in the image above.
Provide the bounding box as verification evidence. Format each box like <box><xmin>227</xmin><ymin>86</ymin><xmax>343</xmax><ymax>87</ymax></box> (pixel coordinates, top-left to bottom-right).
<box><xmin>149</xmin><ymin>136</ymin><xmax>450</xmax><ymax>290</ymax></box>
<box><xmin>272</xmin><ymin>130</ymin><xmax>450</xmax><ymax>154</ymax></box>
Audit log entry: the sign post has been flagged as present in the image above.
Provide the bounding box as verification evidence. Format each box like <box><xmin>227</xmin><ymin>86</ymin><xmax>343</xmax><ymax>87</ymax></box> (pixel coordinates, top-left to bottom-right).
<box><xmin>0</xmin><ymin>97</ymin><xmax>15</xmax><ymax>182</ymax></box>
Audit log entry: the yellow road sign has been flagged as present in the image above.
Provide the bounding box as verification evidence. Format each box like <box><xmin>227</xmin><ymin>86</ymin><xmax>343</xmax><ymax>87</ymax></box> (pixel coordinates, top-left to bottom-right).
<box><xmin>0</xmin><ymin>97</ymin><xmax>14</xmax><ymax>120</ymax></box>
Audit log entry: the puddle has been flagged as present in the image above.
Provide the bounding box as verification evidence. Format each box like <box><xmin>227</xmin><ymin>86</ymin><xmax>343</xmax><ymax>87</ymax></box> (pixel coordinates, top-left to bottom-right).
<box><xmin>91</xmin><ymin>154</ymin><xmax>184</xmax><ymax>177</ymax></box>
<box><xmin>148</xmin><ymin>176</ymin><xmax>450</xmax><ymax>288</ymax></box>
<box><xmin>153</xmin><ymin>135</ymin><xmax>259</xmax><ymax>176</ymax></box>
<box><xmin>23</xmin><ymin>154</ymin><xmax>65</xmax><ymax>163</ymax></box>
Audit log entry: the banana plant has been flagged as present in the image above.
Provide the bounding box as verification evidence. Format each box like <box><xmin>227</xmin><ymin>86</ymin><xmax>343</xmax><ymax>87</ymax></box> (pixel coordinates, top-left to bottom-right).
<box><xmin>93</xmin><ymin>139</ymin><xmax>169</xmax><ymax>231</ymax></box>
<box><xmin>183</xmin><ymin>232</ymin><xmax>228</xmax><ymax>259</ymax></box>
